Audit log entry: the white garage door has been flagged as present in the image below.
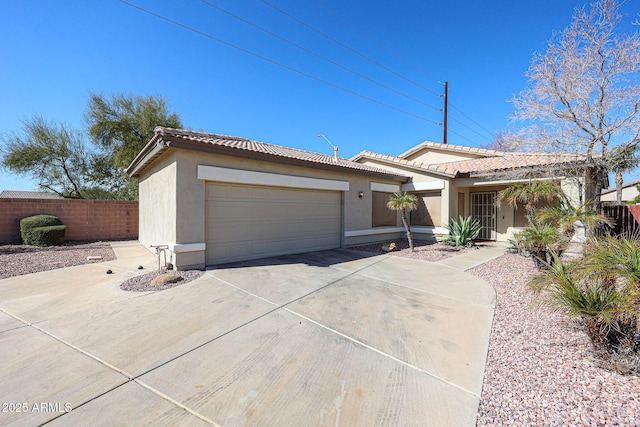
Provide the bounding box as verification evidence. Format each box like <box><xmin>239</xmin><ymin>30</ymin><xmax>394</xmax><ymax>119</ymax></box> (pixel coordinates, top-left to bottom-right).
<box><xmin>205</xmin><ymin>182</ymin><xmax>342</xmax><ymax>265</ymax></box>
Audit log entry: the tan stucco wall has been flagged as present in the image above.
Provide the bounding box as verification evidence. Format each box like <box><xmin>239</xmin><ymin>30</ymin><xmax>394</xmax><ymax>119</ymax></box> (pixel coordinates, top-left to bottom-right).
<box><xmin>357</xmin><ymin>158</ymin><xmax>451</xmax><ymax>227</ymax></box>
<box><xmin>138</xmin><ymin>152</ymin><xmax>177</xmax><ymax>250</ymax></box>
<box><xmin>138</xmin><ymin>148</ymin><xmax>406</xmax><ymax>266</ymax></box>
<box><xmin>173</xmin><ymin>150</ymin><xmax>401</xmax><ymax>233</ymax></box>
<box><xmin>175</xmin><ymin>150</ymin><xmax>206</xmax><ymax>243</ymax></box>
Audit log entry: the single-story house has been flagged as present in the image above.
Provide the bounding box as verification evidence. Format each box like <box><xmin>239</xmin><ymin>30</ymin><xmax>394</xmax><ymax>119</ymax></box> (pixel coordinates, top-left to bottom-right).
<box><xmin>127</xmin><ymin>127</ymin><xmax>597</xmax><ymax>269</ymax></box>
<box><xmin>601</xmin><ymin>179</ymin><xmax>640</xmax><ymax>204</ymax></box>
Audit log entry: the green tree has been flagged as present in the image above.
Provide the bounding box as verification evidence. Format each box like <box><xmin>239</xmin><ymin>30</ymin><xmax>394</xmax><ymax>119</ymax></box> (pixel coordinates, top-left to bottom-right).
<box><xmin>0</xmin><ymin>117</ymin><xmax>101</xmax><ymax>198</ymax></box>
<box><xmin>86</xmin><ymin>92</ymin><xmax>182</xmax><ymax>170</ymax></box>
<box><xmin>387</xmin><ymin>192</ymin><xmax>418</xmax><ymax>251</ymax></box>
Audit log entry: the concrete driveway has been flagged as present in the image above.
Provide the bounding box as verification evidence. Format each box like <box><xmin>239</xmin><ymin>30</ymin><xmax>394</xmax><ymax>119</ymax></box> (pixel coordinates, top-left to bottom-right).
<box><xmin>0</xmin><ymin>242</ymin><xmax>496</xmax><ymax>426</ymax></box>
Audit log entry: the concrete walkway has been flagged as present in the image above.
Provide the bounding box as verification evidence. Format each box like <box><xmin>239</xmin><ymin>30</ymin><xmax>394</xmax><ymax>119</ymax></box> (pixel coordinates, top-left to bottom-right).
<box><xmin>437</xmin><ymin>242</ymin><xmax>509</xmax><ymax>271</ymax></box>
<box><xmin>0</xmin><ymin>242</ymin><xmax>504</xmax><ymax>426</ymax></box>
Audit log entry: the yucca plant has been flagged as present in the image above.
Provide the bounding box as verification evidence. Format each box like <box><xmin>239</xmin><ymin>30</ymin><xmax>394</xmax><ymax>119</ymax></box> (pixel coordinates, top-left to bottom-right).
<box><xmin>442</xmin><ymin>216</ymin><xmax>482</xmax><ymax>248</ymax></box>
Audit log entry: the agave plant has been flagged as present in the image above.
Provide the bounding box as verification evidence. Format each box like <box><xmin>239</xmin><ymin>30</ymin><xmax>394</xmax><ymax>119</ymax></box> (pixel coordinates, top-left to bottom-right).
<box><xmin>442</xmin><ymin>216</ymin><xmax>482</xmax><ymax>248</ymax></box>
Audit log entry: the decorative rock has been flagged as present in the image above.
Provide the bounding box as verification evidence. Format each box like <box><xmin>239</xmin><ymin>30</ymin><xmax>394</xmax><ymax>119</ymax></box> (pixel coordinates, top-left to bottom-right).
<box><xmin>106</xmin><ymin>269</ymin><xmax>113</xmax><ymax>274</ymax></box>
<box><xmin>87</xmin><ymin>255</ymin><xmax>103</xmax><ymax>261</ymax></box>
<box><xmin>138</xmin><ymin>265</ymin><xmax>144</xmax><ymax>270</ymax></box>
<box><xmin>382</xmin><ymin>242</ymin><xmax>398</xmax><ymax>252</ymax></box>
<box><xmin>149</xmin><ymin>273</ymin><xmax>184</xmax><ymax>287</ymax></box>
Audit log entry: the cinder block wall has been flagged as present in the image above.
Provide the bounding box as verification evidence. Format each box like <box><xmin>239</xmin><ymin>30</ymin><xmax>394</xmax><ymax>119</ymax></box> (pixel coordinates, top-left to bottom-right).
<box><xmin>0</xmin><ymin>198</ymin><xmax>139</xmax><ymax>244</ymax></box>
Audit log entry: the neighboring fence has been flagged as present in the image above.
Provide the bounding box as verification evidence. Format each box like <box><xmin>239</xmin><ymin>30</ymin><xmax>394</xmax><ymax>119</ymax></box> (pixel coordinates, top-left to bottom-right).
<box><xmin>602</xmin><ymin>205</ymin><xmax>640</xmax><ymax>236</ymax></box>
<box><xmin>0</xmin><ymin>198</ymin><xmax>138</xmax><ymax>244</ymax></box>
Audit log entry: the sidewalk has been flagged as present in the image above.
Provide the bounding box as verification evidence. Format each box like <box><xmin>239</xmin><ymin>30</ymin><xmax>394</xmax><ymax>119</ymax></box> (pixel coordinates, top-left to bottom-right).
<box><xmin>437</xmin><ymin>242</ymin><xmax>508</xmax><ymax>271</ymax></box>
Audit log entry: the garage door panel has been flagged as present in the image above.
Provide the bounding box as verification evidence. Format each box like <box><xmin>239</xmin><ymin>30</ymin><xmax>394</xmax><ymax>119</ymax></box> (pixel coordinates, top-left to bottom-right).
<box><xmin>205</xmin><ymin>183</ymin><xmax>341</xmax><ymax>265</ymax></box>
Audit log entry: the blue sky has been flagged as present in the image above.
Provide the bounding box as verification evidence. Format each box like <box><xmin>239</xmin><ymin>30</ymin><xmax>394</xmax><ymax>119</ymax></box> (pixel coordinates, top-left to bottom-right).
<box><xmin>1</xmin><ymin>0</ymin><xmax>638</xmax><ymax>191</ymax></box>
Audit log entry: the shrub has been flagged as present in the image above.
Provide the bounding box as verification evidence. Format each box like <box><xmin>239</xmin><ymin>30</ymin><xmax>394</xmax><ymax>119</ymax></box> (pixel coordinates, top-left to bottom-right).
<box><xmin>518</xmin><ymin>222</ymin><xmax>566</xmax><ymax>269</ymax></box>
<box><xmin>28</xmin><ymin>225</ymin><xmax>66</xmax><ymax>247</ymax></box>
<box><xmin>442</xmin><ymin>216</ymin><xmax>482</xmax><ymax>248</ymax></box>
<box><xmin>529</xmin><ymin>236</ymin><xmax>640</xmax><ymax>375</ymax></box>
<box><xmin>20</xmin><ymin>214</ymin><xmax>65</xmax><ymax>246</ymax></box>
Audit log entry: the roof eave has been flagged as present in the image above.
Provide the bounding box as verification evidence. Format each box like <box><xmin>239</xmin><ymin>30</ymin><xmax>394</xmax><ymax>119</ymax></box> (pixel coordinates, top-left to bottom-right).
<box><xmin>355</xmin><ymin>153</ymin><xmax>455</xmax><ymax>178</ymax></box>
<box><xmin>129</xmin><ymin>135</ymin><xmax>408</xmax><ymax>182</ymax></box>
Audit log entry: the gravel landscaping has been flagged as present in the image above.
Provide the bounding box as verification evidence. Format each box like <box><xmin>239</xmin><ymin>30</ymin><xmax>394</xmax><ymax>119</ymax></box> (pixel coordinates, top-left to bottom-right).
<box><xmin>469</xmin><ymin>253</ymin><xmax>640</xmax><ymax>426</ymax></box>
<box><xmin>0</xmin><ymin>241</ymin><xmax>116</xmax><ymax>279</ymax></box>
<box><xmin>119</xmin><ymin>269</ymin><xmax>205</xmax><ymax>292</ymax></box>
<box><xmin>349</xmin><ymin>240</ymin><xmax>475</xmax><ymax>261</ymax></box>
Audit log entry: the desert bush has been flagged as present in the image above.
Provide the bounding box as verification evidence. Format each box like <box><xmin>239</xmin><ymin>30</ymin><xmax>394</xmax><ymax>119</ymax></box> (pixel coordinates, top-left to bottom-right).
<box><xmin>20</xmin><ymin>214</ymin><xmax>65</xmax><ymax>246</ymax></box>
<box><xmin>28</xmin><ymin>225</ymin><xmax>66</xmax><ymax>246</ymax></box>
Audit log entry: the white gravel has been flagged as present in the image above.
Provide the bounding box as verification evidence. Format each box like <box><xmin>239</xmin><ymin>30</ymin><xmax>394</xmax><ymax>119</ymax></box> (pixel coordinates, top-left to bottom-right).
<box><xmin>468</xmin><ymin>254</ymin><xmax>640</xmax><ymax>426</ymax></box>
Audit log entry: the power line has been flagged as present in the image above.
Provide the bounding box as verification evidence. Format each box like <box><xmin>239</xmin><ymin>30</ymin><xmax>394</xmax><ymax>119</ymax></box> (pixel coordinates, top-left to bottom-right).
<box><xmin>449</xmin><ymin>102</ymin><xmax>495</xmax><ymax>139</ymax></box>
<box><xmin>258</xmin><ymin>0</ymin><xmax>443</xmax><ymax>99</ymax></box>
<box><xmin>448</xmin><ymin>115</ymin><xmax>493</xmax><ymax>143</ymax></box>
<box><xmin>309</xmin><ymin>0</ymin><xmax>443</xmax><ymax>87</ymax></box>
<box><xmin>448</xmin><ymin>128</ymin><xmax>479</xmax><ymax>145</ymax></box>
<box><xmin>118</xmin><ymin>1</ymin><xmax>443</xmax><ymax>126</ymax></box>
<box><xmin>301</xmin><ymin>0</ymin><xmax>496</xmax><ymax>144</ymax></box>
<box><xmin>200</xmin><ymin>0</ymin><xmax>441</xmax><ymax>112</ymax></box>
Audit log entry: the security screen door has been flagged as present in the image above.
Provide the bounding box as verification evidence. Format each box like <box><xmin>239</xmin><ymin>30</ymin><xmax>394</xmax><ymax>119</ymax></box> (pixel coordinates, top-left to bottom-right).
<box><xmin>470</xmin><ymin>192</ymin><xmax>497</xmax><ymax>240</ymax></box>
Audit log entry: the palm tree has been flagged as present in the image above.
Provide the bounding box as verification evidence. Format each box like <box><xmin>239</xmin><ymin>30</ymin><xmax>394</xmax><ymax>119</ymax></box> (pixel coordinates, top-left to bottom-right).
<box><xmin>387</xmin><ymin>192</ymin><xmax>418</xmax><ymax>251</ymax></box>
<box><xmin>497</xmin><ymin>180</ymin><xmax>561</xmax><ymax>222</ymax></box>
<box><xmin>536</xmin><ymin>199</ymin><xmax>612</xmax><ymax>240</ymax></box>
<box><xmin>609</xmin><ymin>144</ymin><xmax>640</xmax><ymax>206</ymax></box>
<box><xmin>529</xmin><ymin>235</ymin><xmax>640</xmax><ymax>372</ymax></box>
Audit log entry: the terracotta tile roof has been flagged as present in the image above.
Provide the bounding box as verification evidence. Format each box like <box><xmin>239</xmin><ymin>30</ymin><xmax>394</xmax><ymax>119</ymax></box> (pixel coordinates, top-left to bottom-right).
<box><xmin>353</xmin><ymin>149</ymin><xmax>586</xmax><ymax>177</ymax></box>
<box><xmin>351</xmin><ymin>150</ymin><xmax>455</xmax><ymax>177</ymax></box>
<box><xmin>425</xmin><ymin>152</ymin><xmax>586</xmax><ymax>175</ymax></box>
<box><xmin>129</xmin><ymin>127</ymin><xmax>408</xmax><ymax>179</ymax></box>
<box><xmin>397</xmin><ymin>141</ymin><xmax>505</xmax><ymax>159</ymax></box>
<box><xmin>0</xmin><ymin>190</ymin><xmax>63</xmax><ymax>199</ymax></box>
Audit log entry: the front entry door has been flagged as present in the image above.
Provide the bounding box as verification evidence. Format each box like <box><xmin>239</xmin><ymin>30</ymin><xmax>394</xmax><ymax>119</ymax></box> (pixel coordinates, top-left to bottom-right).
<box><xmin>470</xmin><ymin>192</ymin><xmax>497</xmax><ymax>240</ymax></box>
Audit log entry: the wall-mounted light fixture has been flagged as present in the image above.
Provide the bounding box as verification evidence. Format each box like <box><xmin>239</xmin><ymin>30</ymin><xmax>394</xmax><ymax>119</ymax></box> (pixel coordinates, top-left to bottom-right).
<box><xmin>358</xmin><ymin>191</ymin><xmax>364</xmax><ymax>198</ymax></box>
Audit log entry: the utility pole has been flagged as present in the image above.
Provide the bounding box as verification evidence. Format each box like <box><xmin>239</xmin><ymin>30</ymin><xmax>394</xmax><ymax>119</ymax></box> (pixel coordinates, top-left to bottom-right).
<box><xmin>443</xmin><ymin>81</ymin><xmax>448</xmax><ymax>145</ymax></box>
